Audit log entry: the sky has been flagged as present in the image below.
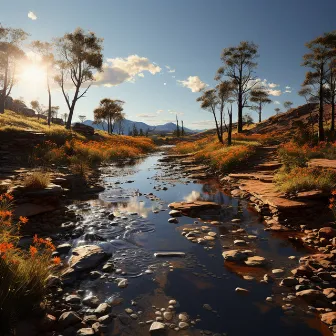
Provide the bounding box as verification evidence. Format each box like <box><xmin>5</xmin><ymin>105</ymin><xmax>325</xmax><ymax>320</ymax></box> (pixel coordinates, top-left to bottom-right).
<box><xmin>2</xmin><ymin>0</ymin><xmax>336</xmax><ymax>129</ymax></box>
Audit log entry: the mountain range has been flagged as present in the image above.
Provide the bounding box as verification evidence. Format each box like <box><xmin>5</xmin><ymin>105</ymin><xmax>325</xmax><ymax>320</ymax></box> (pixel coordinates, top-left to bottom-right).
<box><xmin>83</xmin><ymin>119</ymin><xmax>199</xmax><ymax>134</ymax></box>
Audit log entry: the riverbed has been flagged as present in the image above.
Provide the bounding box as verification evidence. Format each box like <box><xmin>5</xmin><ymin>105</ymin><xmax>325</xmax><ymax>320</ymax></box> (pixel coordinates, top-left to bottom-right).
<box><xmin>59</xmin><ymin>148</ymin><xmax>330</xmax><ymax>336</ymax></box>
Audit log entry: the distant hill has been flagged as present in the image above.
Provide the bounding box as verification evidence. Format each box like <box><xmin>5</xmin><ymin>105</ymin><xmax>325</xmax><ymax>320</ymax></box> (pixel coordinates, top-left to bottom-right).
<box><xmin>83</xmin><ymin>119</ymin><xmax>199</xmax><ymax>134</ymax></box>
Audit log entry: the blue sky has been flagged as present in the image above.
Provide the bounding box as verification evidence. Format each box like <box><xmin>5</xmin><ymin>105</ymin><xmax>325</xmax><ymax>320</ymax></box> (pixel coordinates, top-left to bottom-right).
<box><xmin>2</xmin><ymin>0</ymin><xmax>336</xmax><ymax>129</ymax></box>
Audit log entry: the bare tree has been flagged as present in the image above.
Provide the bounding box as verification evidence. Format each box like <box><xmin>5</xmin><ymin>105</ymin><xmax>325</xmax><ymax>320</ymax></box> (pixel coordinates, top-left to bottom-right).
<box><xmin>197</xmin><ymin>81</ymin><xmax>234</xmax><ymax>144</ymax></box>
<box><xmin>54</xmin><ymin>28</ymin><xmax>103</xmax><ymax>129</ymax></box>
<box><xmin>249</xmin><ymin>88</ymin><xmax>272</xmax><ymax>122</ymax></box>
<box><xmin>302</xmin><ymin>32</ymin><xmax>335</xmax><ymax>141</ymax></box>
<box><xmin>78</xmin><ymin>115</ymin><xmax>86</xmax><ymax>123</ymax></box>
<box><xmin>0</xmin><ymin>25</ymin><xmax>28</xmax><ymax>113</ymax></box>
<box><xmin>216</xmin><ymin>41</ymin><xmax>259</xmax><ymax>133</ymax></box>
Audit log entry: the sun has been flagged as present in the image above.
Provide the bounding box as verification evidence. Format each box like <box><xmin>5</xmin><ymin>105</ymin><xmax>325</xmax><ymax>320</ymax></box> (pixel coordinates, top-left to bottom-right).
<box><xmin>19</xmin><ymin>64</ymin><xmax>46</xmax><ymax>85</ymax></box>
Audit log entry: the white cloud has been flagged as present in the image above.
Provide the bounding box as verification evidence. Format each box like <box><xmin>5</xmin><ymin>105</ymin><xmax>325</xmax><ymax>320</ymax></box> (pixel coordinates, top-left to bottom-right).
<box><xmin>285</xmin><ymin>89</ymin><xmax>292</xmax><ymax>93</ymax></box>
<box><xmin>165</xmin><ymin>65</ymin><xmax>176</xmax><ymax>73</ymax></box>
<box><xmin>28</xmin><ymin>11</ymin><xmax>37</xmax><ymax>20</ymax></box>
<box><xmin>94</xmin><ymin>55</ymin><xmax>161</xmax><ymax>87</ymax></box>
<box><xmin>274</xmin><ymin>101</ymin><xmax>280</xmax><ymax>105</ymax></box>
<box><xmin>169</xmin><ymin>111</ymin><xmax>184</xmax><ymax>116</ymax></box>
<box><xmin>268</xmin><ymin>89</ymin><xmax>282</xmax><ymax>96</ymax></box>
<box><xmin>250</xmin><ymin>79</ymin><xmax>282</xmax><ymax>96</ymax></box>
<box><xmin>163</xmin><ymin>82</ymin><xmax>167</xmax><ymax>85</ymax></box>
<box><xmin>137</xmin><ymin>114</ymin><xmax>158</xmax><ymax>118</ymax></box>
<box><xmin>285</xmin><ymin>86</ymin><xmax>291</xmax><ymax>89</ymax></box>
<box><xmin>172</xmin><ymin>75</ymin><xmax>176</xmax><ymax>78</ymax></box>
<box><xmin>156</xmin><ymin>109</ymin><xmax>164</xmax><ymax>114</ymax></box>
<box><xmin>177</xmin><ymin>76</ymin><xmax>207</xmax><ymax>92</ymax></box>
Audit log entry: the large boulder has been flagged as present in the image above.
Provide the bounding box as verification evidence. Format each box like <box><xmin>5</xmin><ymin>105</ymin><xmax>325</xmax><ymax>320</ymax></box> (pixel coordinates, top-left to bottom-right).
<box><xmin>321</xmin><ymin>312</ymin><xmax>336</xmax><ymax>327</ymax></box>
<box><xmin>318</xmin><ymin>227</ymin><xmax>336</xmax><ymax>239</ymax></box>
<box><xmin>296</xmin><ymin>289</ymin><xmax>327</xmax><ymax>306</ymax></box>
<box><xmin>69</xmin><ymin>245</ymin><xmax>110</xmax><ymax>271</ymax></box>
<box><xmin>222</xmin><ymin>250</ymin><xmax>247</xmax><ymax>262</ymax></box>
<box><xmin>72</xmin><ymin>123</ymin><xmax>94</xmax><ymax>136</ymax></box>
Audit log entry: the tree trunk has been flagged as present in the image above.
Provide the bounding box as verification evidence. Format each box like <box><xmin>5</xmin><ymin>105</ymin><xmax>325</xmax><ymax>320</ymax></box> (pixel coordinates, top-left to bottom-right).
<box><xmin>228</xmin><ymin>107</ymin><xmax>232</xmax><ymax>146</ymax></box>
<box><xmin>259</xmin><ymin>102</ymin><xmax>262</xmax><ymax>123</ymax></box>
<box><xmin>66</xmin><ymin>105</ymin><xmax>75</xmax><ymax>129</ymax></box>
<box><xmin>47</xmin><ymin>72</ymin><xmax>52</xmax><ymax>126</ymax></box>
<box><xmin>237</xmin><ymin>93</ymin><xmax>243</xmax><ymax>133</ymax></box>
<box><xmin>331</xmin><ymin>95</ymin><xmax>335</xmax><ymax>132</ymax></box>
<box><xmin>318</xmin><ymin>63</ymin><xmax>325</xmax><ymax>142</ymax></box>
<box><xmin>0</xmin><ymin>55</ymin><xmax>9</xmax><ymax>114</ymax></box>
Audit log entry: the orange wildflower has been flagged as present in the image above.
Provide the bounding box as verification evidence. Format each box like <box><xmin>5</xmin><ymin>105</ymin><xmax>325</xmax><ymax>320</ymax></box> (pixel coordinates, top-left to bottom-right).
<box><xmin>30</xmin><ymin>245</ymin><xmax>38</xmax><ymax>257</ymax></box>
<box><xmin>52</xmin><ymin>256</ymin><xmax>61</xmax><ymax>265</ymax></box>
<box><xmin>19</xmin><ymin>216</ymin><xmax>29</xmax><ymax>224</ymax></box>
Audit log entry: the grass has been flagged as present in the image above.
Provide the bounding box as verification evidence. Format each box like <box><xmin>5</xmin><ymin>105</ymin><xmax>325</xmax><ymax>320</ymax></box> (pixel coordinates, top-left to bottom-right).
<box><xmin>276</xmin><ymin>141</ymin><xmax>336</xmax><ymax>193</ymax></box>
<box><xmin>23</xmin><ymin>172</ymin><xmax>50</xmax><ymax>190</ymax></box>
<box><xmin>173</xmin><ymin>135</ymin><xmax>257</xmax><ymax>173</ymax></box>
<box><xmin>275</xmin><ymin>167</ymin><xmax>336</xmax><ymax>193</ymax></box>
<box><xmin>0</xmin><ymin>193</ymin><xmax>59</xmax><ymax>333</ymax></box>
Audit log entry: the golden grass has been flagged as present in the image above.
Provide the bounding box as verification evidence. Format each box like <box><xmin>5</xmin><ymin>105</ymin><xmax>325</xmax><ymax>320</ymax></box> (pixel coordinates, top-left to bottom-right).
<box><xmin>275</xmin><ymin>167</ymin><xmax>336</xmax><ymax>193</ymax></box>
<box><xmin>173</xmin><ymin>135</ymin><xmax>256</xmax><ymax>173</ymax></box>
<box><xmin>23</xmin><ymin>172</ymin><xmax>50</xmax><ymax>190</ymax></box>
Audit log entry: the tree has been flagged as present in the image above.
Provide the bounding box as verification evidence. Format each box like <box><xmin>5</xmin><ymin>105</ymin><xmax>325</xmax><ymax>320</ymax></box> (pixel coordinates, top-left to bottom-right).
<box><xmin>139</xmin><ymin>128</ymin><xmax>144</xmax><ymax>136</ymax></box>
<box><xmin>274</xmin><ymin>107</ymin><xmax>281</xmax><ymax>115</ymax></box>
<box><xmin>30</xmin><ymin>100</ymin><xmax>44</xmax><ymax>118</ymax></box>
<box><xmin>243</xmin><ymin>113</ymin><xmax>253</xmax><ymax>125</ymax></box>
<box><xmin>197</xmin><ymin>80</ymin><xmax>234</xmax><ymax>144</ymax></box>
<box><xmin>54</xmin><ymin>28</ymin><xmax>103</xmax><ymax>129</ymax></box>
<box><xmin>175</xmin><ymin>115</ymin><xmax>180</xmax><ymax>137</ymax></box>
<box><xmin>132</xmin><ymin>123</ymin><xmax>138</xmax><ymax>136</ymax></box>
<box><xmin>0</xmin><ymin>25</ymin><xmax>28</xmax><ymax>113</ymax></box>
<box><xmin>93</xmin><ymin>98</ymin><xmax>124</xmax><ymax>134</ymax></box>
<box><xmin>302</xmin><ymin>32</ymin><xmax>335</xmax><ymax>141</ymax></box>
<box><xmin>181</xmin><ymin>120</ymin><xmax>185</xmax><ymax>136</ymax></box>
<box><xmin>62</xmin><ymin>112</ymin><xmax>68</xmax><ymax>124</ymax></box>
<box><xmin>30</xmin><ymin>40</ymin><xmax>55</xmax><ymax>126</ymax></box>
<box><xmin>283</xmin><ymin>101</ymin><xmax>293</xmax><ymax>110</ymax></box>
<box><xmin>249</xmin><ymin>88</ymin><xmax>272</xmax><ymax>122</ymax></box>
<box><xmin>145</xmin><ymin>128</ymin><xmax>150</xmax><ymax>137</ymax></box>
<box><xmin>217</xmin><ymin>41</ymin><xmax>259</xmax><ymax>133</ymax></box>
<box><xmin>50</xmin><ymin>106</ymin><xmax>60</xmax><ymax>119</ymax></box>
<box><xmin>78</xmin><ymin>115</ymin><xmax>86</xmax><ymax>123</ymax></box>
<box><xmin>325</xmin><ymin>58</ymin><xmax>336</xmax><ymax>131</ymax></box>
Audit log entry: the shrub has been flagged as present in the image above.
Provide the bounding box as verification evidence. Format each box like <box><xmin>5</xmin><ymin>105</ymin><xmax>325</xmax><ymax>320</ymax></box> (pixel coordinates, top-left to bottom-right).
<box><xmin>275</xmin><ymin>167</ymin><xmax>336</xmax><ymax>193</ymax></box>
<box><xmin>0</xmin><ymin>194</ymin><xmax>58</xmax><ymax>333</ymax></box>
<box><xmin>278</xmin><ymin>142</ymin><xmax>308</xmax><ymax>171</ymax></box>
<box><xmin>23</xmin><ymin>171</ymin><xmax>50</xmax><ymax>190</ymax></box>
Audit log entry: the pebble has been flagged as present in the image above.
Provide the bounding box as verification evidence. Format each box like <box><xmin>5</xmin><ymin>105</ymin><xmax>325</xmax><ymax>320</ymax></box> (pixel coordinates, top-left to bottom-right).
<box><xmin>179</xmin><ymin>322</ymin><xmax>189</xmax><ymax>329</ymax></box>
<box><xmin>163</xmin><ymin>312</ymin><xmax>173</xmax><ymax>321</ymax></box>
<box><xmin>235</xmin><ymin>287</ymin><xmax>249</xmax><ymax>294</ymax></box>
<box><xmin>178</xmin><ymin>313</ymin><xmax>189</xmax><ymax>322</ymax></box>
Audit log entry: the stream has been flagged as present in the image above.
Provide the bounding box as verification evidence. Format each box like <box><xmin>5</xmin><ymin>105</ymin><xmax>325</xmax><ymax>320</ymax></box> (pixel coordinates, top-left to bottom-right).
<box><xmin>59</xmin><ymin>148</ymin><xmax>329</xmax><ymax>336</ymax></box>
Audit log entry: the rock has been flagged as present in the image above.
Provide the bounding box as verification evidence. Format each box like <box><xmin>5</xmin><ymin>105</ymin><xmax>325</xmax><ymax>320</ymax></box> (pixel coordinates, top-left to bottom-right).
<box><xmin>296</xmin><ymin>289</ymin><xmax>326</xmax><ymax>304</ymax></box>
<box><xmin>244</xmin><ymin>256</ymin><xmax>267</xmax><ymax>267</ymax></box>
<box><xmin>98</xmin><ymin>314</ymin><xmax>113</xmax><ymax>324</ymax></box>
<box><xmin>291</xmin><ymin>265</ymin><xmax>314</xmax><ymax>277</ymax></box>
<box><xmin>102</xmin><ymin>262</ymin><xmax>114</xmax><ymax>272</ymax></box>
<box><xmin>77</xmin><ymin>328</ymin><xmax>94</xmax><ymax>336</ymax></box>
<box><xmin>65</xmin><ymin>294</ymin><xmax>81</xmax><ymax>304</ymax></box>
<box><xmin>154</xmin><ymin>252</ymin><xmax>185</xmax><ymax>258</ymax></box>
<box><xmin>83</xmin><ymin>296</ymin><xmax>100</xmax><ymax>308</ymax></box>
<box><xmin>323</xmin><ymin>288</ymin><xmax>336</xmax><ymax>300</ymax></box>
<box><xmin>234</xmin><ymin>240</ymin><xmax>247</xmax><ymax>246</ymax></box>
<box><xmin>168</xmin><ymin>218</ymin><xmax>178</xmax><ymax>224</ymax></box>
<box><xmin>179</xmin><ymin>322</ymin><xmax>189</xmax><ymax>329</ymax></box>
<box><xmin>46</xmin><ymin>275</ymin><xmax>62</xmax><ymax>288</ymax></box>
<box><xmin>168</xmin><ymin>201</ymin><xmax>221</xmax><ymax>213</ymax></box>
<box><xmin>272</xmin><ymin>269</ymin><xmax>285</xmax><ymax>275</ymax></box>
<box><xmin>280</xmin><ymin>277</ymin><xmax>299</xmax><ymax>287</ymax></box>
<box><xmin>203</xmin><ymin>304</ymin><xmax>212</xmax><ymax>311</ymax></box>
<box><xmin>163</xmin><ymin>312</ymin><xmax>173</xmax><ymax>320</ymax></box>
<box><xmin>235</xmin><ymin>287</ymin><xmax>249</xmax><ymax>294</ymax></box>
<box><xmin>149</xmin><ymin>321</ymin><xmax>166</xmax><ymax>334</ymax></box>
<box><xmin>57</xmin><ymin>243</ymin><xmax>72</xmax><ymax>254</ymax></box>
<box><xmin>178</xmin><ymin>313</ymin><xmax>188</xmax><ymax>322</ymax></box>
<box><xmin>169</xmin><ymin>300</ymin><xmax>177</xmax><ymax>305</ymax></box>
<box><xmin>117</xmin><ymin>278</ymin><xmax>129</xmax><ymax>288</ymax></box>
<box><xmin>14</xmin><ymin>203</ymin><xmax>56</xmax><ymax>217</ymax></box>
<box><xmin>69</xmin><ymin>245</ymin><xmax>110</xmax><ymax>271</ymax></box>
<box><xmin>231</xmin><ymin>219</ymin><xmax>241</xmax><ymax>223</ymax></box>
<box><xmin>319</xmin><ymin>227</ymin><xmax>336</xmax><ymax>239</ymax></box>
<box><xmin>222</xmin><ymin>250</ymin><xmax>247</xmax><ymax>262</ymax></box>
<box><xmin>169</xmin><ymin>210</ymin><xmax>182</xmax><ymax>217</ymax></box>
<box><xmin>58</xmin><ymin>311</ymin><xmax>82</xmax><ymax>328</ymax></box>
<box><xmin>321</xmin><ymin>312</ymin><xmax>336</xmax><ymax>326</ymax></box>
<box><xmin>83</xmin><ymin>315</ymin><xmax>98</xmax><ymax>325</ymax></box>
<box><xmin>94</xmin><ymin>303</ymin><xmax>111</xmax><ymax>315</ymax></box>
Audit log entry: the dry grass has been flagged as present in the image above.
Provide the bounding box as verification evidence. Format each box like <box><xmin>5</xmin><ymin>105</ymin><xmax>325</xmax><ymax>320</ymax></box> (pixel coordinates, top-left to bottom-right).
<box><xmin>23</xmin><ymin>172</ymin><xmax>50</xmax><ymax>190</ymax></box>
<box><xmin>275</xmin><ymin>167</ymin><xmax>336</xmax><ymax>193</ymax></box>
<box><xmin>173</xmin><ymin>135</ymin><xmax>256</xmax><ymax>173</ymax></box>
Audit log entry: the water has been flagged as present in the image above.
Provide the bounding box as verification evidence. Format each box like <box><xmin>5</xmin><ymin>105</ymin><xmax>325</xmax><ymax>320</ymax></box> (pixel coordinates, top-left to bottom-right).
<box><xmin>61</xmin><ymin>149</ymin><xmax>331</xmax><ymax>336</ymax></box>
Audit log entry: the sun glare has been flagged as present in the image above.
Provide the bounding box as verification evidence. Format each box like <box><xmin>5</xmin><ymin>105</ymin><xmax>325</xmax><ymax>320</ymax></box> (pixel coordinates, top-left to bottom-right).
<box><xmin>19</xmin><ymin>64</ymin><xmax>46</xmax><ymax>84</ymax></box>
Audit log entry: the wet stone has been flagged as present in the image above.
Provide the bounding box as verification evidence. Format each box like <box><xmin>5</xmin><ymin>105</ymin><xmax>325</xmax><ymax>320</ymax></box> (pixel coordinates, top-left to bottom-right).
<box><xmin>83</xmin><ymin>296</ymin><xmax>100</xmax><ymax>308</ymax></box>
